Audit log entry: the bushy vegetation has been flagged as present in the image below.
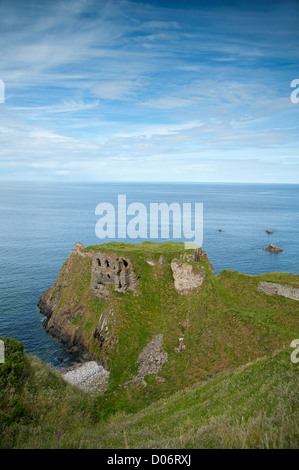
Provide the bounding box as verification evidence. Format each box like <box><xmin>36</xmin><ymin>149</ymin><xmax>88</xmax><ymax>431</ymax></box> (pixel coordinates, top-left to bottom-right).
<box><xmin>0</xmin><ymin>341</ymin><xmax>93</xmax><ymax>449</ymax></box>
<box><xmin>0</xmin><ymin>338</ymin><xmax>25</xmax><ymax>427</ymax></box>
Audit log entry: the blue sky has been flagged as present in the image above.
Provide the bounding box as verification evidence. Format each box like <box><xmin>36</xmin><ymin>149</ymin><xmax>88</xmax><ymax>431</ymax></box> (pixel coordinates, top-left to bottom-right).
<box><xmin>0</xmin><ymin>0</ymin><xmax>298</xmax><ymax>182</ymax></box>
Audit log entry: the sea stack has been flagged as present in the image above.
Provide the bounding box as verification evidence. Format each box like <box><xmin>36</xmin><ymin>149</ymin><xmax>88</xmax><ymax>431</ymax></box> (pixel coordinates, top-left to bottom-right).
<box><xmin>264</xmin><ymin>244</ymin><xmax>283</xmax><ymax>253</ymax></box>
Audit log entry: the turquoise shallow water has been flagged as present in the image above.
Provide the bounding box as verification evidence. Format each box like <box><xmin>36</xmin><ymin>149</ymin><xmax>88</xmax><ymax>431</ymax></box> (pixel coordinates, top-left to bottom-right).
<box><xmin>0</xmin><ymin>182</ymin><xmax>298</xmax><ymax>367</ymax></box>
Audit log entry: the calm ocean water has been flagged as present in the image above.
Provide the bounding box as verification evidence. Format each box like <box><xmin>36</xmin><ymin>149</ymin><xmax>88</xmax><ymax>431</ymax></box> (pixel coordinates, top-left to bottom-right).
<box><xmin>0</xmin><ymin>182</ymin><xmax>298</xmax><ymax>367</ymax></box>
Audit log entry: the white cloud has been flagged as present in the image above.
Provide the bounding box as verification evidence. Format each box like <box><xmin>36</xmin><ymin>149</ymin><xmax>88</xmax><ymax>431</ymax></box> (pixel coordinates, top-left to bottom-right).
<box><xmin>0</xmin><ymin>0</ymin><xmax>298</xmax><ymax>182</ymax></box>
<box><xmin>11</xmin><ymin>100</ymin><xmax>99</xmax><ymax>114</ymax></box>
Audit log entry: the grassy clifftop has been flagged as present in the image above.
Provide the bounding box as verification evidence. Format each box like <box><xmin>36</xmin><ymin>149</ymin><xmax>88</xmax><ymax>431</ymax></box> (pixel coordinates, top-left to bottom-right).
<box><xmin>37</xmin><ymin>242</ymin><xmax>299</xmax><ymax>415</ymax></box>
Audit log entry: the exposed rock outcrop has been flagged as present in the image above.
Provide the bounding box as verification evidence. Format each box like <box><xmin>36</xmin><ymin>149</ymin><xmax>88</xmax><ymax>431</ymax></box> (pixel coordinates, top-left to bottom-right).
<box><xmin>171</xmin><ymin>256</ymin><xmax>206</xmax><ymax>294</ymax></box>
<box><xmin>158</xmin><ymin>255</ymin><xmax>166</xmax><ymax>265</ymax></box>
<box><xmin>72</xmin><ymin>242</ymin><xmax>85</xmax><ymax>253</ymax></box>
<box><xmin>258</xmin><ymin>281</ymin><xmax>299</xmax><ymax>301</ymax></box>
<box><xmin>174</xmin><ymin>337</ymin><xmax>186</xmax><ymax>353</ymax></box>
<box><xmin>93</xmin><ymin>309</ymin><xmax>118</xmax><ymax>353</ymax></box>
<box><xmin>146</xmin><ymin>259</ymin><xmax>156</xmax><ymax>266</ymax></box>
<box><xmin>194</xmin><ymin>248</ymin><xmax>214</xmax><ymax>273</ymax></box>
<box><xmin>38</xmin><ymin>296</ymin><xmax>93</xmax><ymax>362</ymax></box>
<box><xmin>124</xmin><ymin>334</ymin><xmax>168</xmax><ymax>387</ymax></box>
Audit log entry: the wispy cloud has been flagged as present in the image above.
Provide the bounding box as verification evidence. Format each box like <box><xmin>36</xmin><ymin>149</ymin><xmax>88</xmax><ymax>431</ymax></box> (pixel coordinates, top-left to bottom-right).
<box><xmin>0</xmin><ymin>0</ymin><xmax>298</xmax><ymax>182</ymax></box>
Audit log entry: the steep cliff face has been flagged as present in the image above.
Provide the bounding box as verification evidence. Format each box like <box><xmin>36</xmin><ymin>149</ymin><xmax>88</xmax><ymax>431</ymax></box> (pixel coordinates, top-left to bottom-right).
<box><xmin>39</xmin><ymin>243</ymin><xmax>140</xmax><ymax>362</ymax></box>
<box><xmin>38</xmin><ymin>242</ymin><xmax>299</xmax><ymax>405</ymax></box>
<box><xmin>38</xmin><ymin>242</ymin><xmax>210</xmax><ymax>365</ymax></box>
<box><xmin>38</xmin><ymin>252</ymin><xmax>122</xmax><ymax>363</ymax></box>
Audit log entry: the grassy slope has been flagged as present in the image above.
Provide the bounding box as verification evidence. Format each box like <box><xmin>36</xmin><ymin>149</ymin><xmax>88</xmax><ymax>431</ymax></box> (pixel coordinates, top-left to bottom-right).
<box><xmin>1</xmin><ymin>242</ymin><xmax>298</xmax><ymax>448</ymax></box>
<box><xmin>0</xmin><ymin>342</ymin><xmax>298</xmax><ymax>449</ymax></box>
<box><xmin>41</xmin><ymin>242</ymin><xmax>299</xmax><ymax>416</ymax></box>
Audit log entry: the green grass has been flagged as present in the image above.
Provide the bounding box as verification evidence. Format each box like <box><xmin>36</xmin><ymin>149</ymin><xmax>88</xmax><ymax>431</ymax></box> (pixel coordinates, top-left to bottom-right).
<box><xmin>1</xmin><ymin>341</ymin><xmax>298</xmax><ymax>449</ymax></box>
<box><xmin>95</xmin><ymin>349</ymin><xmax>298</xmax><ymax>449</ymax></box>
<box><xmin>0</xmin><ymin>338</ymin><xmax>25</xmax><ymax>427</ymax></box>
<box><xmin>0</xmin><ymin>339</ymin><xmax>94</xmax><ymax>449</ymax></box>
<box><xmin>84</xmin><ymin>241</ymin><xmax>189</xmax><ymax>254</ymax></box>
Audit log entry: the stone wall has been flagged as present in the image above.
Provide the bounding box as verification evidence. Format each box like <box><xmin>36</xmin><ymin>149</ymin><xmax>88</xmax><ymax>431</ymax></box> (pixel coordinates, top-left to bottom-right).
<box><xmin>171</xmin><ymin>254</ymin><xmax>206</xmax><ymax>295</ymax></box>
<box><xmin>258</xmin><ymin>281</ymin><xmax>299</xmax><ymax>301</ymax></box>
<box><xmin>91</xmin><ymin>252</ymin><xmax>137</xmax><ymax>298</ymax></box>
<box><xmin>71</xmin><ymin>243</ymin><xmax>137</xmax><ymax>298</ymax></box>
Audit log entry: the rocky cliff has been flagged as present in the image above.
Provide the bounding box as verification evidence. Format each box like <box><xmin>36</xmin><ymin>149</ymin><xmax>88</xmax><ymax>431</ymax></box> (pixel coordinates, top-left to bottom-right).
<box><xmin>38</xmin><ymin>242</ymin><xmax>211</xmax><ymax>364</ymax></box>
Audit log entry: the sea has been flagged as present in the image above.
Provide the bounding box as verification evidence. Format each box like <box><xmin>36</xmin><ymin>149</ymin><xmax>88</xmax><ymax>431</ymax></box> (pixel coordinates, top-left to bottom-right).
<box><xmin>0</xmin><ymin>182</ymin><xmax>298</xmax><ymax>367</ymax></box>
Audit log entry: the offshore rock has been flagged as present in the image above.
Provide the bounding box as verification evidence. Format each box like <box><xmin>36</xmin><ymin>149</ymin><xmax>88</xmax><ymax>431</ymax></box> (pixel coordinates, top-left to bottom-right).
<box><xmin>264</xmin><ymin>244</ymin><xmax>283</xmax><ymax>253</ymax></box>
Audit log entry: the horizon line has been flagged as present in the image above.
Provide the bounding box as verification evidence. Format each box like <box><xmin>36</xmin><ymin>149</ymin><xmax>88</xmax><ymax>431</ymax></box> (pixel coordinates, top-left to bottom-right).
<box><xmin>0</xmin><ymin>180</ymin><xmax>299</xmax><ymax>185</ymax></box>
